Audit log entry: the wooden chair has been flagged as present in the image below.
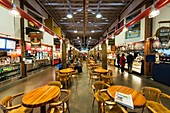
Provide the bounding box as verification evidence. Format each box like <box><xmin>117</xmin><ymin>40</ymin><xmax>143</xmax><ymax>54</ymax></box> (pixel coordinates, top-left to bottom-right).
<box><xmin>0</xmin><ymin>92</ymin><xmax>33</xmax><ymax>113</ymax></box>
<box><xmin>96</xmin><ymin>90</ymin><xmax>128</xmax><ymax>113</ymax></box>
<box><xmin>101</xmin><ymin>74</ymin><xmax>113</xmax><ymax>85</ymax></box>
<box><xmin>71</xmin><ymin>70</ymin><xmax>79</xmax><ymax>91</ymax></box>
<box><xmin>89</xmin><ymin>70</ymin><xmax>100</xmax><ymax>85</ymax></box>
<box><xmin>47</xmin><ymin>81</ymin><xmax>63</xmax><ymax>88</ymax></box>
<box><xmin>48</xmin><ymin>89</ymin><xmax>71</xmax><ymax>113</ymax></box>
<box><xmin>55</xmin><ymin>69</ymin><xmax>60</xmax><ymax>81</ymax></box>
<box><xmin>58</xmin><ymin>73</ymin><xmax>70</xmax><ymax>89</ymax></box>
<box><xmin>141</xmin><ymin>87</ymin><xmax>170</xmax><ymax>113</ymax></box>
<box><xmin>92</xmin><ymin>81</ymin><xmax>110</xmax><ymax>106</ymax></box>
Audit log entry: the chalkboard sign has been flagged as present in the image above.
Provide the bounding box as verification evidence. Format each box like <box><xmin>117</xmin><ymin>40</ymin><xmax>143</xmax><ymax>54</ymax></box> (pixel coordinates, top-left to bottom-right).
<box><xmin>108</xmin><ymin>38</ymin><xmax>115</xmax><ymax>45</ymax></box>
<box><xmin>54</xmin><ymin>38</ymin><xmax>60</xmax><ymax>45</ymax></box>
<box><xmin>0</xmin><ymin>51</ymin><xmax>7</xmax><ymax>57</ymax></box>
<box><xmin>156</xmin><ymin>27</ymin><xmax>170</xmax><ymax>45</ymax></box>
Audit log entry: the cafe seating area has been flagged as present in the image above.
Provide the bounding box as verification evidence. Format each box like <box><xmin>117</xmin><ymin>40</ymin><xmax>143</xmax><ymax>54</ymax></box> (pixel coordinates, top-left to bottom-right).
<box><xmin>0</xmin><ymin>61</ymin><xmax>170</xmax><ymax>113</ymax></box>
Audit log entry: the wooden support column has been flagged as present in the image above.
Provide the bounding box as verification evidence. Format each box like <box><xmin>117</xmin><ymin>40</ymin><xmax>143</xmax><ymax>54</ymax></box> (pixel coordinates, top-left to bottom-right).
<box><xmin>102</xmin><ymin>41</ymin><xmax>107</xmax><ymax>69</ymax></box>
<box><xmin>62</xmin><ymin>40</ymin><xmax>66</xmax><ymax>69</ymax></box>
<box><xmin>144</xmin><ymin>0</ymin><xmax>153</xmax><ymax>77</ymax></box>
<box><xmin>73</xmin><ymin>48</ymin><xmax>75</xmax><ymax>60</ymax></box>
<box><xmin>94</xmin><ymin>48</ymin><xmax>97</xmax><ymax>62</ymax></box>
<box><xmin>20</xmin><ymin>0</ymin><xmax>27</xmax><ymax>78</ymax></box>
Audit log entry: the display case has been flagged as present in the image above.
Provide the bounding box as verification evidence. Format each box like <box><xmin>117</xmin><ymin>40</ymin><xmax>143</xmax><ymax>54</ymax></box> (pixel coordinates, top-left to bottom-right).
<box><xmin>0</xmin><ymin>63</ymin><xmax>20</xmax><ymax>82</ymax></box>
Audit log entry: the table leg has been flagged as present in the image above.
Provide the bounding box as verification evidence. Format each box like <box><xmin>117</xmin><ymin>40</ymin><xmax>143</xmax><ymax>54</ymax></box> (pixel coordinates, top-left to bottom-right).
<box><xmin>98</xmin><ymin>102</ymin><xmax>101</xmax><ymax>113</ymax></box>
<box><xmin>40</xmin><ymin>106</ymin><xmax>46</xmax><ymax>113</ymax></box>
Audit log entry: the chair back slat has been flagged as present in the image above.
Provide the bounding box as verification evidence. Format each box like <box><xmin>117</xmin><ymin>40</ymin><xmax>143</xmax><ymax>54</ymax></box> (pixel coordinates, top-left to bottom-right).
<box><xmin>142</xmin><ymin>87</ymin><xmax>161</xmax><ymax>102</ymax></box>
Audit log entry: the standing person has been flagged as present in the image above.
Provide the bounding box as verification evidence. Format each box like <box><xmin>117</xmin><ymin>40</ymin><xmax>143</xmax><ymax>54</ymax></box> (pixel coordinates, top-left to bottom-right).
<box><xmin>120</xmin><ymin>53</ymin><xmax>126</xmax><ymax>74</ymax></box>
<box><xmin>75</xmin><ymin>58</ymin><xmax>81</xmax><ymax>73</ymax></box>
<box><xmin>116</xmin><ymin>54</ymin><xmax>120</xmax><ymax>69</ymax></box>
<box><xmin>127</xmin><ymin>53</ymin><xmax>134</xmax><ymax>73</ymax></box>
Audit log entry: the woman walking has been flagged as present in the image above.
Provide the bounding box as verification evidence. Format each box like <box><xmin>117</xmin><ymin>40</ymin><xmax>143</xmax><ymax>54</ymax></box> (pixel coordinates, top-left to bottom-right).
<box><xmin>120</xmin><ymin>53</ymin><xmax>126</xmax><ymax>74</ymax></box>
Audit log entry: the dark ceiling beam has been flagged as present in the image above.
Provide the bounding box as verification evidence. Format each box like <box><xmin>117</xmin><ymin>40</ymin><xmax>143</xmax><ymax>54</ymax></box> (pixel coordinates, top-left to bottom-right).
<box><xmin>47</xmin><ymin>7</ymin><xmax>123</xmax><ymax>10</ymax></box>
<box><xmin>67</xmin><ymin>30</ymin><xmax>102</xmax><ymax>33</ymax></box>
<box><xmin>44</xmin><ymin>2</ymin><xmax>125</xmax><ymax>6</ymax></box>
<box><xmin>60</xmin><ymin>22</ymin><xmax>109</xmax><ymax>25</ymax></box>
<box><xmin>35</xmin><ymin>0</ymin><xmax>71</xmax><ymax>39</ymax></box>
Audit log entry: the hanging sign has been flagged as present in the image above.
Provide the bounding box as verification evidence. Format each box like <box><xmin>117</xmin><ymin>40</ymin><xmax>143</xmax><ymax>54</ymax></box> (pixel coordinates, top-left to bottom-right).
<box><xmin>29</xmin><ymin>32</ymin><xmax>41</xmax><ymax>48</ymax></box>
<box><xmin>156</xmin><ymin>27</ymin><xmax>170</xmax><ymax>45</ymax></box>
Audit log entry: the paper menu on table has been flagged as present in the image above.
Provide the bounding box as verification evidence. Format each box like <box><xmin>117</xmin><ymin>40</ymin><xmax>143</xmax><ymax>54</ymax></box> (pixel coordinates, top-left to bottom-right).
<box><xmin>114</xmin><ymin>92</ymin><xmax>134</xmax><ymax>109</ymax></box>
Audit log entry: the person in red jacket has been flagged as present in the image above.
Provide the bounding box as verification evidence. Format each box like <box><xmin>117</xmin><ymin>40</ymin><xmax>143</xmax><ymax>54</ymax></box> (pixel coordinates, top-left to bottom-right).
<box><xmin>120</xmin><ymin>53</ymin><xmax>126</xmax><ymax>74</ymax></box>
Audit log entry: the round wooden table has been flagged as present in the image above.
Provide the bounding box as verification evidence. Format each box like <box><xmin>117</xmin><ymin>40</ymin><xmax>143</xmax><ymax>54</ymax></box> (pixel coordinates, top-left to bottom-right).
<box><xmin>89</xmin><ymin>60</ymin><xmax>95</xmax><ymax>63</ymax></box>
<box><xmin>107</xmin><ymin>85</ymin><xmax>146</xmax><ymax>108</ymax></box>
<box><xmin>94</xmin><ymin>68</ymin><xmax>108</xmax><ymax>74</ymax></box>
<box><xmin>60</xmin><ymin>68</ymin><xmax>74</xmax><ymax>73</ymax></box>
<box><xmin>90</xmin><ymin>63</ymin><xmax>98</xmax><ymax>66</ymax></box>
<box><xmin>22</xmin><ymin>85</ymin><xmax>60</xmax><ymax>113</ymax></box>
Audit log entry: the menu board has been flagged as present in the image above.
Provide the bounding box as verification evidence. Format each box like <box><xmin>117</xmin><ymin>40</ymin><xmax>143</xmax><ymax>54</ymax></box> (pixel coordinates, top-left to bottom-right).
<box><xmin>29</xmin><ymin>32</ymin><xmax>41</xmax><ymax>48</ymax></box>
<box><xmin>156</xmin><ymin>27</ymin><xmax>170</xmax><ymax>45</ymax></box>
<box><xmin>0</xmin><ymin>38</ymin><xmax>6</xmax><ymax>49</ymax></box>
<box><xmin>6</xmin><ymin>40</ymin><xmax>16</xmax><ymax>49</ymax></box>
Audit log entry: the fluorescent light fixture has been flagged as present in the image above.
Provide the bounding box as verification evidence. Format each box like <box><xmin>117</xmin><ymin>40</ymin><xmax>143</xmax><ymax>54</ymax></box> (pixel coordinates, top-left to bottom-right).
<box><xmin>91</xmin><ymin>30</ymin><xmax>95</xmax><ymax>33</ymax></box>
<box><xmin>123</xmin><ymin>25</ymin><xmax>128</xmax><ymax>32</ymax></box>
<box><xmin>39</xmin><ymin>25</ymin><xmax>44</xmax><ymax>32</ymax></box>
<box><xmin>88</xmin><ymin>41</ymin><xmax>90</xmax><ymax>42</ymax></box>
<box><xmin>77</xmin><ymin>22</ymin><xmax>80</xmax><ymax>23</ymax></box>
<box><xmin>89</xmin><ymin>37</ymin><xmax>92</xmax><ymax>39</ymax></box>
<box><xmin>73</xmin><ymin>12</ymin><xmax>77</xmax><ymax>14</ymax></box>
<box><xmin>62</xmin><ymin>17</ymin><xmax>67</xmax><ymax>19</ymax></box>
<box><xmin>96</xmin><ymin>12</ymin><xmax>102</xmax><ymax>18</ymax></box>
<box><xmin>102</xmin><ymin>17</ymin><xmax>107</xmax><ymax>20</ymax></box>
<box><xmin>10</xmin><ymin>4</ymin><xmax>20</xmax><ymax>17</ymax></box>
<box><xmin>60</xmin><ymin>20</ymin><xmax>63</xmax><ymax>21</ymax></box>
<box><xmin>77</xmin><ymin>8</ymin><xmax>83</xmax><ymax>12</ymax></box>
<box><xmin>74</xmin><ymin>30</ymin><xmax>78</xmax><ymax>33</ymax></box>
<box><xmin>149</xmin><ymin>4</ymin><xmax>160</xmax><ymax>18</ymax></box>
<box><xmin>88</xmin><ymin>22</ymin><xmax>91</xmax><ymax>23</ymax></box>
<box><xmin>77</xmin><ymin>36</ymin><xmax>79</xmax><ymax>39</ymax></box>
<box><xmin>81</xmin><ymin>20</ymin><xmax>83</xmax><ymax>22</ymax></box>
<box><xmin>67</xmin><ymin>13</ymin><xmax>73</xmax><ymax>18</ymax></box>
<box><xmin>92</xmin><ymin>12</ymin><xmax>95</xmax><ymax>14</ymax></box>
<box><xmin>94</xmin><ymin>25</ymin><xmax>97</xmax><ymax>26</ymax></box>
<box><xmin>105</xmin><ymin>20</ymin><xmax>108</xmax><ymax>21</ymax></box>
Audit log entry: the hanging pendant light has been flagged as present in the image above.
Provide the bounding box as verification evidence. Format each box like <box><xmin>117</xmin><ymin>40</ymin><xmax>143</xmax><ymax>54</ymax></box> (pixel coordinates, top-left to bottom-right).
<box><xmin>123</xmin><ymin>25</ymin><xmax>128</xmax><ymax>32</ymax></box>
<box><xmin>96</xmin><ymin>12</ymin><xmax>102</xmax><ymax>18</ymax></box>
<box><xmin>111</xmin><ymin>34</ymin><xmax>114</xmax><ymax>39</ymax></box>
<box><xmin>74</xmin><ymin>30</ymin><xmax>78</xmax><ymax>33</ymax></box>
<box><xmin>10</xmin><ymin>4</ymin><xmax>20</xmax><ymax>17</ymax></box>
<box><xmin>39</xmin><ymin>25</ymin><xmax>44</xmax><ymax>32</ymax></box>
<box><xmin>67</xmin><ymin>12</ymin><xmax>73</xmax><ymax>18</ymax></box>
<box><xmin>149</xmin><ymin>3</ymin><xmax>160</xmax><ymax>18</ymax></box>
<box><xmin>54</xmin><ymin>33</ymin><xmax>57</xmax><ymax>38</ymax></box>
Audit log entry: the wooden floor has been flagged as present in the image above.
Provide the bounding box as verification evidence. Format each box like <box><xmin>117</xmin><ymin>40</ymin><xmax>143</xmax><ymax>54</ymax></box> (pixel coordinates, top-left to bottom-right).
<box><xmin>0</xmin><ymin>62</ymin><xmax>170</xmax><ymax>113</ymax></box>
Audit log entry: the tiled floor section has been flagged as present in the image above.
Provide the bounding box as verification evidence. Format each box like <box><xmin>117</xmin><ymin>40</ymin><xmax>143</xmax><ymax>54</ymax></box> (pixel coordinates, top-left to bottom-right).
<box><xmin>0</xmin><ymin>62</ymin><xmax>170</xmax><ymax>113</ymax></box>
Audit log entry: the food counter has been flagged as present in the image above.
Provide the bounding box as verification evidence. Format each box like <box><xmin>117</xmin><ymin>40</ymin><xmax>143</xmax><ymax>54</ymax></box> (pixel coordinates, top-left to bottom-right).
<box><xmin>26</xmin><ymin>59</ymin><xmax>51</xmax><ymax>72</ymax></box>
<box><xmin>152</xmin><ymin>63</ymin><xmax>170</xmax><ymax>86</ymax></box>
<box><xmin>53</xmin><ymin>58</ymin><xmax>61</xmax><ymax>65</ymax></box>
<box><xmin>114</xmin><ymin>58</ymin><xmax>143</xmax><ymax>74</ymax></box>
<box><xmin>124</xmin><ymin>61</ymin><xmax>142</xmax><ymax>74</ymax></box>
<box><xmin>0</xmin><ymin>63</ymin><xmax>20</xmax><ymax>82</ymax></box>
<box><xmin>107</xmin><ymin>57</ymin><xmax>115</xmax><ymax>65</ymax></box>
